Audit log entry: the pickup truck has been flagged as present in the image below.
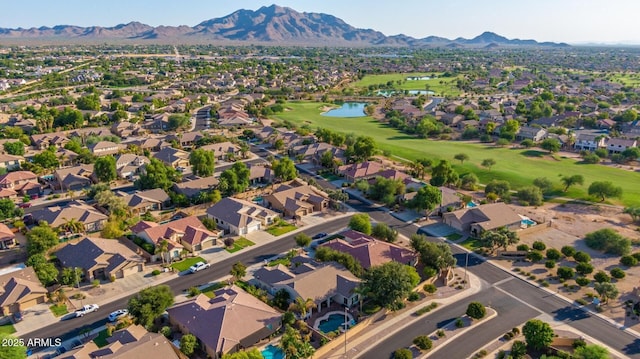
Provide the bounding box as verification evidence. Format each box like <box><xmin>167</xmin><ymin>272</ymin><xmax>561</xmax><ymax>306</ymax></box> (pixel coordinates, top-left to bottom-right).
<box><xmin>75</xmin><ymin>304</ymin><xmax>99</xmax><ymax>317</ymax></box>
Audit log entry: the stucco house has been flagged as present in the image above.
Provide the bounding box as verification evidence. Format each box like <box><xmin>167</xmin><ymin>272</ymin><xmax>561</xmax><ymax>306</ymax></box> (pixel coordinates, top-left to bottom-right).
<box><xmin>442</xmin><ymin>202</ymin><xmax>522</xmax><ymax>237</ymax></box>
<box><xmin>0</xmin><ymin>267</ymin><xmax>48</xmax><ymax>316</ymax></box>
<box><xmin>206</xmin><ymin>197</ymin><xmax>278</xmax><ymax>235</ymax></box>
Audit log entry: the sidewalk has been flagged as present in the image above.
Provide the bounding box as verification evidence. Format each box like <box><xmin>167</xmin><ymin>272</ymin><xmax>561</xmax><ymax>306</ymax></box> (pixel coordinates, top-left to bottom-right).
<box><xmin>316</xmin><ymin>270</ymin><xmax>483</xmax><ymax>359</ymax></box>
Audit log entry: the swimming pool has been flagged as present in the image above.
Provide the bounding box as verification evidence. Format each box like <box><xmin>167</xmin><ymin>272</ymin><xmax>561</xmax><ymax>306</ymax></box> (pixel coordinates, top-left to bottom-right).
<box><xmin>261</xmin><ymin>345</ymin><xmax>285</xmax><ymax>359</ymax></box>
<box><xmin>521</xmin><ymin>218</ymin><xmax>536</xmax><ymax>226</ymax></box>
<box><xmin>316</xmin><ymin>313</ymin><xmax>355</xmax><ymax>333</ymax></box>
<box><xmin>467</xmin><ymin>201</ymin><xmax>477</xmax><ymax>208</ymax></box>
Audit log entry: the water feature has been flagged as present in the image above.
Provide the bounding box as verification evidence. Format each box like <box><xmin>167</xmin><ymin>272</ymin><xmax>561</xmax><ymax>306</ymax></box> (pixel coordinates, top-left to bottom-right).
<box><xmin>521</xmin><ymin>218</ymin><xmax>536</xmax><ymax>226</ymax></box>
<box><xmin>316</xmin><ymin>313</ymin><xmax>356</xmax><ymax>333</ymax></box>
<box><xmin>261</xmin><ymin>345</ymin><xmax>285</xmax><ymax>359</ymax></box>
<box><xmin>321</xmin><ymin>102</ymin><xmax>367</xmax><ymax>117</ymax></box>
<box><xmin>375</xmin><ymin>90</ymin><xmax>435</xmax><ymax>97</ymax></box>
<box><xmin>467</xmin><ymin>201</ymin><xmax>478</xmax><ymax>208</ymax></box>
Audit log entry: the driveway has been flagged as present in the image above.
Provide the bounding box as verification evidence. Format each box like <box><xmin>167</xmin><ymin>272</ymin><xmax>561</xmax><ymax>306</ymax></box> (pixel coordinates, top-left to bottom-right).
<box><xmin>418</xmin><ymin>222</ymin><xmax>458</xmax><ymax>237</ymax></box>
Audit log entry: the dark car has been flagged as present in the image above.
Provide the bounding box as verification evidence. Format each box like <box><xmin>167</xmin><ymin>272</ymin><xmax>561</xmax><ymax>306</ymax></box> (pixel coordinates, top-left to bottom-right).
<box><xmin>312</xmin><ymin>232</ymin><xmax>328</xmax><ymax>239</ymax></box>
<box><xmin>13</xmin><ymin>312</ymin><xmax>23</xmax><ymax>322</ymax></box>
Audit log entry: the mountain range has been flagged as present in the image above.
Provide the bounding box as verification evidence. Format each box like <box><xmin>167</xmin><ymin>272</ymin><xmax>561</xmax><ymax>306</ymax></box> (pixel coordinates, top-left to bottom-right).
<box><xmin>0</xmin><ymin>5</ymin><xmax>569</xmax><ymax>47</ymax></box>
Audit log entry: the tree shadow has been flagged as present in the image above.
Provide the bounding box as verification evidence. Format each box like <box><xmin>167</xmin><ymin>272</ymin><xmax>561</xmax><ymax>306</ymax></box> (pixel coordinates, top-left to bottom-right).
<box><xmin>520</xmin><ymin>150</ymin><xmax>546</xmax><ymax>158</ymax></box>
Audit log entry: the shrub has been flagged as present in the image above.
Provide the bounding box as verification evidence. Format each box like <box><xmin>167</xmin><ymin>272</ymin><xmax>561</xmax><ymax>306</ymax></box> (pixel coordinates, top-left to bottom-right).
<box><xmin>557</xmin><ymin>266</ymin><xmax>575</xmax><ymax>280</ymax></box>
<box><xmin>632</xmin><ymin>252</ymin><xmax>640</xmax><ymax>261</ymax></box>
<box><xmin>545</xmin><ymin>260</ymin><xmax>556</xmax><ymax>269</ymax></box>
<box><xmin>187</xmin><ymin>286</ymin><xmax>201</xmax><ymax>297</ymax></box>
<box><xmin>223</xmin><ymin>237</ymin><xmax>235</xmax><ymax>248</ymax></box>
<box><xmin>455</xmin><ymin>318</ymin><xmax>465</xmax><ymax>328</ymax></box>
<box><xmin>511</xmin><ymin>327</ymin><xmax>520</xmax><ymax>335</ymax></box>
<box><xmin>532</xmin><ymin>241</ymin><xmax>547</xmax><ymax>251</ymax></box>
<box><xmin>436</xmin><ymin>329</ymin><xmax>445</xmax><ymax>338</ymax></box>
<box><xmin>423</xmin><ymin>266</ymin><xmax>438</xmax><ymax>279</ymax></box>
<box><xmin>575</xmin><ymin>277</ymin><xmax>590</xmax><ymax>286</ymax></box>
<box><xmin>160</xmin><ymin>326</ymin><xmax>172</xmax><ymax>338</ymax></box>
<box><xmin>527</xmin><ymin>251</ymin><xmax>544</xmax><ymax>262</ymax></box>
<box><xmin>496</xmin><ymin>350</ymin><xmax>506</xmax><ymax>359</ymax></box>
<box><xmin>575</xmin><ymin>262</ymin><xmax>594</xmax><ymax>275</ymax></box>
<box><xmin>516</xmin><ymin>244</ymin><xmax>529</xmax><ymax>251</ymax></box>
<box><xmin>466</xmin><ymin>302</ymin><xmax>486</xmax><ymax>319</ymax></box>
<box><xmin>610</xmin><ymin>267</ymin><xmax>626</xmax><ymax>279</ymax></box>
<box><xmin>621</xmin><ymin>255</ymin><xmax>638</xmax><ymax>267</ymax></box>
<box><xmin>151</xmin><ymin>269</ymin><xmax>161</xmax><ymax>276</ymax></box>
<box><xmin>408</xmin><ymin>292</ymin><xmax>420</xmax><ymax>301</ymax></box>
<box><xmin>546</xmin><ymin>248</ymin><xmax>562</xmax><ymax>260</ymax></box>
<box><xmin>561</xmin><ymin>246</ymin><xmax>576</xmax><ymax>257</ymax></box>
<box><xmin>576</xmin><ymin>298</ymin><xmax>588</xmax><ymax>305</ymax></box>
<box><xmin>110</xmin><ymin>275</ymin><xmax>116</xmax><ymax>283</ymax></box>
<box><xmin>584</xmin><ymin>228</ymin><xmax>631</xmax><ymax>256</ymax></box>
<box><xmin>594</xmin><ymin>271</ymin><xmax>611</xmax><ymax>283</ymax></box>
<box><xmin>423</xmin><ymin>283</ymin><xmax>437</xmax><ymax>294</ymax></box>
<box><xmin>573</xmin><ymin>338</ymin><xmax>587</xmax><ymax>348</ymax></box>
<box><xmin>393</xmin><ymin>348</ymin><xmax>412</xmax><ymax>359</ymax></box>
<box><xmin>92</xmin><ymin>279</ymin><xmax>100</xmax><ymax>288</ymax></box>
<box><xmin>573</xmin><ymin>251</ymin><xmax>591</xmax><ymax>263</ymax></box>
<box><xmin>413</xmin><ymin>335</ymin><xmax>433</xmax><ymax>350</ymax></box>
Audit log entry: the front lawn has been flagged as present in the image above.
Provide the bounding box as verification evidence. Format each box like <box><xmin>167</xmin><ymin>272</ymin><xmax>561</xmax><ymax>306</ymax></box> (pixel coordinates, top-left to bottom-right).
<box><xmin>461</xmin><ymin>237</ymin><xmax>484</xmax><ymax>251</ymax></box>
<box><xmin>225</xmin><ymin>237</ymin><xmax>256</xmax><ymax>253</ymax></box>
<box><xmin>201</xmin><ymin>282</ymin><xmax>226</xmax><ymax>298</ymax></box>
<box><xmin>49</xmin><ymin>304</ymin><xmax>68</xmax><ymax>317</ymax></box>
<box><xmin>0</xmin><ymin>323</ymin><xmax>16</xmax><ymax>335</ymax></box>
<box><xmin>266</xmin><ymin>223</ymin><xmax>297</xmax><ymax>236</ymax></box>
<box><xmin>170</xmin><ymin>256</ymin><xmax>206</xmax><ymax>272</ymax></box>
<box><xmin>445</xmin><ymin>233</ymin><xmax>463</xmax><ymax>241</ymax></box>
<box><xmin>93</xmin><ymin>329</ymin><xmax>110</xmax><ymax>347</ymax></box>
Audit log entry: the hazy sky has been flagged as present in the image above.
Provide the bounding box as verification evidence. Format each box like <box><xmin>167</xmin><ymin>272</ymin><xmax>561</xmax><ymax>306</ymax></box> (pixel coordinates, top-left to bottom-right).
<box><xmin>2</xmin><ymin>0</ymin><xmax>639</xmax><ymax>44</ymax></box>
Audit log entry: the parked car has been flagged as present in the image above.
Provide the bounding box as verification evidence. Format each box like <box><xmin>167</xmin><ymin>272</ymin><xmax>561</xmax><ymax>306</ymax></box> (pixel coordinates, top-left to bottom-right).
<box><xmin>108</xmin><ymin>309</ymin><xmax>129</xmax><ymax>322</ymax></box>
<box><xmin>12</xmin><ymin>311</ymin><xmax>23</xmax><ymax>323</ymax></box>
<box><xmin>189</xmin><ymin>261</ymin><xmax>210</xmax><ymax>273</ymax></box>
<box><xmin>18</xmin><ymin>202</ymin><xmax>31</xmax><ymax>209</ymax></box>
<box><xmin>312</xmin><ymin>232</ymin><xmax>328</xmax><ymax>239</ymax></box>
<box><xmin>75</xmin><ymin>304</ymin><xmax>99</xmax><ymax>317</ymax></box>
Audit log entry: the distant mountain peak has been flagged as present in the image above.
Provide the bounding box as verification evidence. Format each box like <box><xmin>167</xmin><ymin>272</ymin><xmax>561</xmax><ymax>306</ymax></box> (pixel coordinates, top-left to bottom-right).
<box><xmin>0</xmin><ymin>5</ymin><xmax>568</xmax><ymax>47</ymax></box>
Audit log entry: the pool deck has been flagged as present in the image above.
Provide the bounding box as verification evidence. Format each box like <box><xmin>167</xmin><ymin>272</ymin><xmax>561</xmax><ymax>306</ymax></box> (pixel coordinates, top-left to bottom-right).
<box><xmin>314</xmin><ymin>311</ymin><xmax>356</xmax><ymax>332</ymax></box>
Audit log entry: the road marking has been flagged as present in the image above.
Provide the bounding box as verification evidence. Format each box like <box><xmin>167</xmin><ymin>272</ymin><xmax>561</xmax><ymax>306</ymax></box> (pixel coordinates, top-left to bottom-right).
<box><xmin>492</xmin><ymin>277</ymin><xmax>514</xmax><ymax>287</ymax></box>
<box><xmin>493</xmin><ymin>285</ymin><xmax>544</xmax><ymax>314</ymax></box>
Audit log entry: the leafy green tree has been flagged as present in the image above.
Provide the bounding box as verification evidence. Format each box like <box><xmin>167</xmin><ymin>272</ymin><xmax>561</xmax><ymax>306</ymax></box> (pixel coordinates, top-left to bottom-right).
<box><xmin>3</xmin><ymin>141</ymin><xmax>25</xmax><ymax>156</ymax></box>
<box><xmin>485</xmin><ymin>180</ymin><xmax>511</xmax><ymax>198</ymax></box>
<box><xmin>561</xmin><ymin>175</ymin><xmax>584</xmax><ymax>192</ymax></box>
<box><xmin>510</xmin><ymin>341</ymin><xmax>527</xmax><ymax>359</ymax></box>
<box><xmin>393</xmin><ymin>348</ymin><xmax>412</xmax><ymax>359</ymax></box>
<box><xmin>573</xmin><ymin>344</ymin><xmax>609</xmax><ymax>359</ymax></box>
<box><xmin>371</xmin><ymin>223</ymin><xmax>398</xmax><ymax>243</ymax></box>
<box><xmin>588</xmin><ymin>181</ymin><xmax>623</xmax><ymax>202</ymax></box>
<box><xmin>429</xmin><ymin>160</ymin><xmax>458</xmax><ymax>187</ymax></box>
<box><xmin>620</xmin><ymin>255</ymin><xmax>638</xmax><ymax>267</ymax></box>
<box><xmin>60</xmin><ymin>267</ymin><xmax>83</xmax><ymax>286</ymax></box>
<box><xmin>466</xmin><ymin>302</ymin><xmax>486</xmax><ymax>319</ymax></box>
<box><xmin>584</xmin><ymin>228</ymin><xmax>631</xmax><ymax>256</ymax></box>
<box><xmin>573</xmin><ymin>251</ymin><xmax>591</xmax><ymax>263</ymax></box>
<box><xmin>180</xmin><ymin>334</ymin><xmax>198</xmax><ymax>356</ymax></box>
<box><xmin>481</xmin><ymin>158</ymin><xmax>496</xmax><ymax>170</ymax></box>
<box><xmin>413</xmin><ymin>335</ymin><xmax>433</xmax><ymax>350</ymax></box>
<box><xmin>561</xmin><ymin>245</ymin><xmax>576</xmax><ymax>257</ymax></box>
<box><xmin>409</xmin><ymin>185</ymin><xmax>441</xmax><ymax>214</ymax></box>
<box><xmin>0</xmin><ymin>198</ymin><xmax>23</xmax><ymax>220</ymax></box>
<box><xmin>279</xmin><ymin>325</ymin><xmax>315</xmax><ymax>359</ymax></box>
<box><xmin>454</xmin><ymin>153</ymin><xmax>469</xmax><ymax>164</ymax></box>
<box><xmin>221</xmin><ymin>348</ymin><xmax>265</xmax><ymax>359</ymax></box>
<box><xmin>533</xmin><ymin>177</ymin><xmax>553</xmax><ymax>193</ymax></box>
<box><xmin>27</xmin><ymin>222</ymin><xmax>59</xmax><ymax>256</ymax></box>
<box><xmin>219</xmin><ymin>162</ymin><xmax>250</xmax><ymax>195</ymax></box>
<box><xmin>410</xmin><ymin>234</ymin><xmax>456</xmax><ymax>270</ymax></box>
<box><xmin>516</xmin><ymin>186</ymin><xmax>544</xmax><ymax>206</ymax></box>
<box><xmin>540</xmin><ymin>138</ymin><xmax>561</xmax><ymax>153</ymax></box>
<box><xmin>594</xmin><ymin>271</ymin><xmax>610</xmax><ymax>283</ymax></box>
<box><xmin>360</xmin><ymin>262</ymin><xmax>420</xmax><ymax>309</ymax></box>
<box><xmin>460</xmin><ymin>173</ymin><xmax>479</xmax><ymax>190</ymax></box>
<box><xmin>75</xmin><ymin>94</ymin><xmax>101</xmax><ymax>111</ymax></box>
<box><xmin>576</xmin><ymin>262</ymin><xmax>594</xmax><ymax>276</ymax></box>
<box><xmin>520</xmin><ymin>139</ymin><xmax>535</xmax><ymax>148</ymax></box>
<box><xmin>230</xmin><ymin>262</ymin><xmax>247</xmax><ymax>282</ymax></box>
<box><xmin>546</xmin><ymin>248</ymin><xmax>561</xmax><ymax>260</ymax></box>
<box><xmin>314</xmin><ymin>247</ymin><xmax>363</xmax><ymax>277</ymax></box>
<box><xmin>128</xmin><ymin>285</ymin><xmax>175</xmax><ymax>328</ymax></box>
<box><xmin>135</xmin><ymin>158</ymin><xmax>181</xmax><ymax>191</ymax></box>
<box><xmin>594</xmin><ymin>282</ymin><xmax>619</xmax><ymax>304</ymax></box>
<box><xmin>272</xmin><ymin>157</ymin><xmax>298</xmax><ymax>181</ymax></box>
<box><xmin>479</xmin><ymin>227</ymin><xmax>519</xmax><ymax>251</ymax></box>
<box><xmin>273</xmin><ymin>289</ymin><xmax>291</xmax><ymax>311</ymax></box>
<box><xmin>294</xmin><ymin>233</ymin><xmax>312</xmax><ymax>248</ymax></box>
<box><xmin>26</xmin><ymin>253</ymin><xmax>59</xmax><ymax>286</ymax></box>
<box><xmin>610</xmin><ymin>267</ymin><xmax>626</xmax><ymax>279</ymax></box>
<box><xmin>348</xmin><ymin>213</ymin><xmax>372</xmax><ymax>235</ymax></box>
<box><xmin>94</xmin><ymin>156</ymin><xmax>117</xmax><ymax>183</ymax></box>
<box><xmin>189</xmin><ymin>148</ymin><xmax>215</xmax><ymax>177</ymax></box>
<box><xmin>557</xmin><ymin>266</ymin><xmax>575</xmax><ymax>280</ymax></box>
<box><xmin>33</xmin><ymin>147</ymin><xmax>60</xmax><ymax>169</ymax></box>
<box><xmin>168</xmin><ymin>114</ymin><xmax>191</xmax><ymax>131</ymax></box>
<box><xmin>351</xmin><ymin>136</ymin><xmax>377</xmax><ymax>162</ymax></box>
<box><xmin>369</xmin><ymin>177</ymin><xmax>404</xmax><ymax>206</ymax></box>
<box><xmin>624</xmin><ymin>207</ymin><xmax>640</xmax><ymax>223</ymax></box>
<box><xmin>523</xmin><ymin>319</ymin><xmax>554</xmax><ymax>350</ymax></box>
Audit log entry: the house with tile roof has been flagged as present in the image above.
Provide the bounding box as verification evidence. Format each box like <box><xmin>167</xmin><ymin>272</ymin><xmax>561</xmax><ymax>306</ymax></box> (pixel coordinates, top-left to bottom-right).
<box><xmin>337</xmin><ymin>161</ymin><xmax>383</xmax><ymax>182</ymax></box>
<box><xmin>199</xmin><ymin>141</ymin><xmax>241</xmax><ymax>161</ymax></box>
<box><xmin>172</xmin><ymin>175</ymin><xmax>219</xmax><ymax>199</ymax></box>
<box><xmin>252</xmin><ymin>257</ymin><xmax>360</xmax><ymax>314</ymax></box>
<box><xmin>131</xmin><ymin>216</ymin><xmax>220</xmax><ymax>258</ymax></box>
<box><xmin>606</xmin><ymin>138</ymin><xmax>637</xmax><ymax>154</ymax></box>
<box><xmin>54</xmin><ymin>164</ymin><xmax>94</xmax><ymax>191</ymax></box>
<box><xmin>0</xmin><ymin>223</ymin><xmax>16</xmax><ymax>249</ymax></box>
<box><xmin>0</xmin><ymin>153</ymin><xmax>22</xmax><ymax>171</ymax></box>
<box><xmin>0</xmin><ymin>170</ymin><xmax>41</xmax><ymax>196</ymax></box>
<box><xmin>206</xmin><ymin>197</ymin><xmax>278</xmax><ymax>235</ymax></box>
<box><xmin>167</xmin><ymin>285</ymin><xmax>281</xmax><ymax>359</ymax></box>
<box><xmin>321</xmin><ymin>230</ymin><xmax>418</xmax><ymax>269</ymax></box>
<box><xmin>56</xmin><ymin>237</ymin><xmax>145</xmax><ymax>282</ymax></box>
<box><xmin>118</xmin><ymin>189</ymin><xmax>171</xmax><ymax>215</ymax></box>
<box><xmin>29</xmin><ymin>201</ymin><xmax>108</xmax><ymax>232</ymax></box>
<box><xmin>263</xmin><ymin>181</ymin><xmax>329</xmax><ymax>218</ymax></box>
<box><xmin>88</xmin><ymin>141</ymin><xmax>126</xmax><ymax>157</ymax></box>
<box><xmin>152</xmin><ymin>147</ymin><xmax>190</xmax><ymax>169</ymax></box>
<box><xmin>0</xmin><ymin>267</ymin><xmax>47</xmax><ymax>316</ymax></box>
<box><xmin>442</xmin><ymin>202</ymin><xmax>522</xmax><ymax>237</ymax></box>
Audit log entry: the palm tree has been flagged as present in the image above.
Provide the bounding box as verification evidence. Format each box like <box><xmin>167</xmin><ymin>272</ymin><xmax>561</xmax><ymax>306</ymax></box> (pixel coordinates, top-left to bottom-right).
<box><xmin>155</xmin><ymin>240</ymin><xmax>169</xmax><ymax>265</ymax></box>
<box><xmin>61</xmin><ymin>217</ymin><xmax>85</xmax><ymax>234</ymax></box>
<box><xmin>289</xmin><ymin>297</ymin><xmax>316</xmax><ymax>319</ymax></box>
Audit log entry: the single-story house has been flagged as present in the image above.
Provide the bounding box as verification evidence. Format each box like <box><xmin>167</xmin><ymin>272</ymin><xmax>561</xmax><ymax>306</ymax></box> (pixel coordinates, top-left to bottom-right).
<box><xmin>0</xmin><ymin>223</ymin><xmax>16</xmax><ymax>249</ymax></box>
<box><xmin>172</xmin><ymin>175</ymin><xmax>219</xmax><ymax>199</ymax></box>
<box><xmin>119</xmin><ymin>189</ymin><xmax>171</xmax><ymax>215</ymax></box>
<box><xmin>0</xmin><ymin>267</ymin><xmax>48</xmax><ymax>316</ymax></box>
<box><xmin>206</xmin><ymin>197</ymin><xmax>278</xmax><ymax>235</ymax></box>
<box><xmin>88</xmin><ymin>141</ymin><xmax>126</xmax><ymax>157</ymax></box>
<box><xmin>29</xmin><ymin>201</ymin><xmax>108</xmax><ymax>232</ymax></box>
<box><xmin>442</xmin><ymin>202</ymin><xmax>522</xmax><ymax>237</ymax></box>
<box><xmin>56</xmin><ymin>237</ymin><xmax>145</xmax><ymax>282</ymax></box>
<box><xmin>168</xmin><ymin>285</ymin><xmax>281</xmax><ymax>359</ymax></box>
<box><xmin>199</xmin><ymin>141</ymin><xmax>241</xmax><ymax>161</ymax></box>
<box><xmin>54</xmin><ymin>164</ymin><xmax>94</xmax><ymax>191</ymax></box>
<box><xmin>131</xmin><ymin>216</ymin><xmax>220</xmax><ymax>258</ymax></box>
<box><xmin>263</xmin><ymin>181</ymin><xmax>329</xmax><ymax>218</ymax></box>
<box><xmin>153</xmin><ymin>147</ymin><xmax>190</xmax><ymax>169</ymax></box>
<box><xmin>337</xmin><ymin>161</ymin><xmax>383</xmax><ymax>182</ymax></box>
<box><xmin>0</xmin><ymin>170</ymin><xmax>41</xmax><ymax>196</ymax></box>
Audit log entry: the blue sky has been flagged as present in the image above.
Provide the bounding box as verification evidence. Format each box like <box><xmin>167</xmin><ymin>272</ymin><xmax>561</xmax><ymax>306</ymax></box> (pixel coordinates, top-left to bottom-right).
<box><xmin>1</xmin><ymin>0</ymin><xmax>639</xmax><ymax>44</ymax></box>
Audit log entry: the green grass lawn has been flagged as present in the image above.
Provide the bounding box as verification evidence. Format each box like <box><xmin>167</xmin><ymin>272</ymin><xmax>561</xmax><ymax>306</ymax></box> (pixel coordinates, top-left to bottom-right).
<box><xmin>170</xmin><ymin>256</ymin><xmax>206</xmax><ymax>272</ymax></box>
<box><xmin>49</xmin><ymin>304</ymin><xmax>68</xmax><ymax>317</ymax></box>
<box><xmin>201</xmin><ymin>282</ymin><xmax>226</xmax><ymax>298</ymax></box>
<box><xmin>606</xmin><ymin>73</ymin><xmax>640</xmax><ymax>87</ymax></box>
<box><xmin>273</xmin><ymin>101</ymin><xmax>640</xmax><ymax>206</ymax></box>
<box><xmin>0</xmin><ymin>323</ymin><xmax>16</xmax><ymax>335</ymax></box>
<box><xmin>266</xmin><ymin>223</ymin><xmax>297</xmax><ymax>236</ymax></box>
<box><xmin>445</xmin><ymin>233</ymin><xmax>463</xmax><ymax>241</ymax></box>
<box><xmin>461</xmin><ymin>237</ymin><xmax>484</xmax><ymax>251</ymax></box>
<box><xmin>93</xmin><ymin>329</ymin><xmax>110</xmax><ymax>348</ymax></box>
<box><xmin>268</xmin><ymin>257</ymin><xmax>292</xmax><ymax>267</ymax></box>
<box><xmin>225</xmin><ymin>237</ymin><xmax>256</xmax><ymax>253</ymax></box>
<box><xmin>320</xmin><ymin>172</ymin><xmax>341</xmax><ymax>181</ymax></box>
<box><xmin>350</xmin><ymin>72</ymin><xmax>462</xmax><ymax>96</ymax></box>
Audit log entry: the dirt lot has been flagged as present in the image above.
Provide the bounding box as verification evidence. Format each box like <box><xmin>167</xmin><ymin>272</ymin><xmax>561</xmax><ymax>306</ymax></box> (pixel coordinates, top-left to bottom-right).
<box><xmin>492</xmin><ymin>201</ymin><xmax>640</xmax><ymax>329</ymax></box>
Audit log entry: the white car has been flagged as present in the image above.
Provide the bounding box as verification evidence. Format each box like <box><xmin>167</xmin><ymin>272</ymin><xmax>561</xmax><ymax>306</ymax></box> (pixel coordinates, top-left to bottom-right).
<box><xmin>75</xmin><ymin>304</ymin><xmax>99</xmax><ymax>317</ymax></box>
<box><xmin>108</xmin><ymin>309</ymin><xmax>129</xmax><ymax>322</ymax></box>
<box><xmin>189</xmin><ymin>261</ymin><xmax>210</xmax><ymax>273</ymax></box>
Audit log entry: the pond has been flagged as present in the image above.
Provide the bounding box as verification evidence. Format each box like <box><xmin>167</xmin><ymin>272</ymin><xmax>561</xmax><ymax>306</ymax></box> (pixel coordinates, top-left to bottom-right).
<box><xmin>322</xmin><ymin>102</ymin><xmax>367</xmax><ymax>117</ymax></box>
